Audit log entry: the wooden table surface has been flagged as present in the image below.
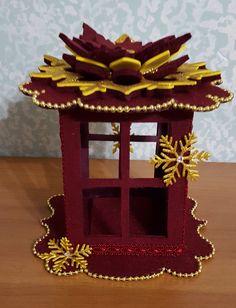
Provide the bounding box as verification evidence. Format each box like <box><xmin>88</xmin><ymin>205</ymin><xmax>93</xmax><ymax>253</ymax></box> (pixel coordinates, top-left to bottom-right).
<box><xmin>0</xmin><ymin>158</ymin><xmax>236</xmax><ymax>308</ymax></box>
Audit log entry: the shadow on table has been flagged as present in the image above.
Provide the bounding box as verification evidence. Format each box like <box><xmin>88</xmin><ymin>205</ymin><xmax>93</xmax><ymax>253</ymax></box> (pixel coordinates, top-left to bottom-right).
<box><xmin>0</xmin><ymin>97</ymin><xmax>61</xmax><ymax>217</ymax></box>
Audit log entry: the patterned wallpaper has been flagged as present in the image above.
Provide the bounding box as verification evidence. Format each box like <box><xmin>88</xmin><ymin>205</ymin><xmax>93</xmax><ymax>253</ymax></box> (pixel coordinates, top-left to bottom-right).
<box><xmin>0</xmin><ymin>0</ymin><xmax>235</xmax><ymax>161</ymax></box>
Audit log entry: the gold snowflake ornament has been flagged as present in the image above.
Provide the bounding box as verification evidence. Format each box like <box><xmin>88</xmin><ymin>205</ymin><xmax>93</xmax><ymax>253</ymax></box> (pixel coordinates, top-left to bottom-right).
<box><xmin>39</xmin><ymin>237</ymin><xmax>92</xmax><ymax>274</ymax></box>
<box><xmin>111</xmin><ymin>123</ymin><xmax>120</xmax><ymax>154</ymax></box>
<box><xmin>150</xmin><ymin>133</ymin><xmax>210</xmax><ymax>186</ymax></box>
<box><xmin>111</xmin><ymin>123</ymin><xmax>134</xmax><ymax>154</ymax></box>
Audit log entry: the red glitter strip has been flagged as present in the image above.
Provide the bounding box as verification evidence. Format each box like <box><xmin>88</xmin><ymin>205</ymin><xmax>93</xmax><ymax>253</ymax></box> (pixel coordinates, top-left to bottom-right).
<box><xmin>91</xmin><ymin>244</ymin><xmax>184</xmax><ymax>256</ymax></box>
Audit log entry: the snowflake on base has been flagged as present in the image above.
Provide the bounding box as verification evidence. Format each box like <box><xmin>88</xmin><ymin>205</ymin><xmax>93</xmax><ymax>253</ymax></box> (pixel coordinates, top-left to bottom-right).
<box><xmin>150</xmin><ymin>132</ymin><xmax>210</xmax><ymax>186</ymax></box>
<box><xmin>39</xmin><ymin>237</ymin><xmax>92</xmax><ymax>274</ymax></box>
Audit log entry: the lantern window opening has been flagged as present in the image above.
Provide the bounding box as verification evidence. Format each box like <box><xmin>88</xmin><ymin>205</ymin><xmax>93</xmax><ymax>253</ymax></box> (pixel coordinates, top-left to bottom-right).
<box><xmin>83</xmin><ymin>187</ymin><xmax>121</xmax><ymax>236</ymax></box>
<box><xmin>129</xmin><ymin>187</ymin><xmax>168</xmax><ymax>237</ymax></box>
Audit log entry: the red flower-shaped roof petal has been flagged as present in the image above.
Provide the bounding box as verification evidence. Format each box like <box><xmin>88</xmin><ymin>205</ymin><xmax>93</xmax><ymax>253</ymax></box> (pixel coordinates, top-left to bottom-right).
<box><xmin>19</xmin><ymin>23</ymin><xmax>233</xmax><ymax>113</ymax></box>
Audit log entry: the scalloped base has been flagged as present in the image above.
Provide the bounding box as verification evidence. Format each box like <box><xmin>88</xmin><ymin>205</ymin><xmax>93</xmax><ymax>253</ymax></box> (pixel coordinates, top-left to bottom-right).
<box><xmin>33</xmin><ymin>195</ymin><xmax>214</xmax><ymax>280</ymax></box>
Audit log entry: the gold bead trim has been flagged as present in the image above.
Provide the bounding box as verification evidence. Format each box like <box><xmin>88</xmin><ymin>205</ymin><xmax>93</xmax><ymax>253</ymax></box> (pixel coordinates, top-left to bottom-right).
<box><xmin>33</xmin><ymin>195</ymin><xmax>215</xmax><ymax>280</ymax></box>
<box><xmin>19</xmin><ymin>80</ymin><xmax>233</xmax><ymax>113</ymax></box>
<box><xmin>19</xmin><ymin>82</ymin><xmax>77</xmax><ymax>110</ymax></box>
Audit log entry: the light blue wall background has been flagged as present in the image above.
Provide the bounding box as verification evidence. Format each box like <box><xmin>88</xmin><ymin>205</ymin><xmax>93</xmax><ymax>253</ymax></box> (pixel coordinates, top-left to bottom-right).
<box><xmin>0</xmin><ymin>0</ymin><xmax>235</xmax><ymax>161</ymax></box>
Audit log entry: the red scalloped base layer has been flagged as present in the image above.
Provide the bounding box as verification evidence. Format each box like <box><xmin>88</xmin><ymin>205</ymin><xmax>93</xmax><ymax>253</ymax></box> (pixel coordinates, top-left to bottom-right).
<box><xmin>34</xmin><ymin>195</ymin><xmax>214</xmax><ymax>279</ymax></box>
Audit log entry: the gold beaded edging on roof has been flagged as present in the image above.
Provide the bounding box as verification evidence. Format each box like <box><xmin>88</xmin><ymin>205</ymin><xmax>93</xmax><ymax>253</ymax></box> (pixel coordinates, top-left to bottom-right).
<box><xmin>19</xmin><ymin>80</ymin><xmax>234</xmax><ymax>113</ymax></box>
<box><xmin>33</xmin><ymin>195</ymin><xmax>215</xmax><ymax>280</ymax></box>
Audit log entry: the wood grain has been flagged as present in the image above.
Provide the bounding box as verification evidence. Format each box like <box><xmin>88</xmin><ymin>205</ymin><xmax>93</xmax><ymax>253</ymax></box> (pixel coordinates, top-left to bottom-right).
<box><xmin>0</xmin><ymin>158</ymin><xmax>236</xmax><ymax>308</ymax></box>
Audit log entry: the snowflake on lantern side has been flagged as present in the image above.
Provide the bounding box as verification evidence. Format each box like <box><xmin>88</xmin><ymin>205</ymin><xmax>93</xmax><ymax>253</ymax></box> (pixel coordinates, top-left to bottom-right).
<box><xmin>39</xmin><ymin>237</ymin><xmax>92</xmax><ymax>274</ymax></box>
<box><xmin>150</xmin><ymin>133</ymin><xmax>210</xmax><ymax>186</ymax></box>
<box><xmin>111</xmin><ymin>123</ymin><xmax>134</xmax><ymax>154</ymax></box>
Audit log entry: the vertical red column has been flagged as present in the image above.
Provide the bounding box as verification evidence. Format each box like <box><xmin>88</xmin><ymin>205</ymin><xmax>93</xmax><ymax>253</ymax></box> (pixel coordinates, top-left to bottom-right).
<box><xmin>154</xmin><ymin>122</ymin><xmax>169</xmax><ymax>178</ymax></box>
<box><xmin>167</xmin><ymin>113</ymin><xmax>193</xmax><ymax>243</ymax></box>
<box><xmin>119</xmin><ymin>121</ymin><xmax>131</xmax><ymax>239</ymax></box>
<box><xmin>59</xmin><ymin>111</ymin><xmax>83</xmax><ymax>244</ymax></box>
<box><xmin>80</xmin><ymin>122</ymin><xmax>89</xmax><ymax>178</ymax></box>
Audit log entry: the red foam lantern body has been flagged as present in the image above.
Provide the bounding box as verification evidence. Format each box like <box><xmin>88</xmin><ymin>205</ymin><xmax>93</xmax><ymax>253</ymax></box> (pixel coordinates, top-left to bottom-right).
<box><xmin>19</xmin><ymin>23</ymin><xmax>234</xmax><ymax>279</ymax></box>
<box><xmin>35</xmin><ymin>108</ymin><xmax>213</xmax><ymax>277</ymax></box>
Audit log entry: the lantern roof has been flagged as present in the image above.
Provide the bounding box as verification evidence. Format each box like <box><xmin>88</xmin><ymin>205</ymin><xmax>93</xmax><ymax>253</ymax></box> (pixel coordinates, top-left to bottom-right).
<box><xmin>19</xmin><ymin>23</ymin><xmax>233</xmax><ymax>113</ymax></box>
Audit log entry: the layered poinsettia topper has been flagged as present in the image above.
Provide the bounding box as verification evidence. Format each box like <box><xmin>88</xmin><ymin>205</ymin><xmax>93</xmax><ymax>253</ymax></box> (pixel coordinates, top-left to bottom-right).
<box><xmin>19</xmin><ymin>23</ymin><xmax>233</xmax><ymax>112</ymax></box>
